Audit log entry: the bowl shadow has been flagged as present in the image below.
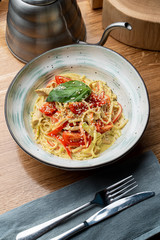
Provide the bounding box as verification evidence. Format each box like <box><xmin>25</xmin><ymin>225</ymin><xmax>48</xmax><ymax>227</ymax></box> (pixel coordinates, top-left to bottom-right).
<box><xmin>17</xmin><ymin>146</ymin><xmax>94</xmax><ymax>192</ymax></box>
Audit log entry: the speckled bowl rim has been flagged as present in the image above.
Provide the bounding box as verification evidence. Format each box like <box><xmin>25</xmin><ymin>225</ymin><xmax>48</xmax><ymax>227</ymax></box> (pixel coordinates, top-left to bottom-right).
<box><xmin>4</xmin><ymin>44</ymin><xmax>150</xmax><ymax>170</ymax></box>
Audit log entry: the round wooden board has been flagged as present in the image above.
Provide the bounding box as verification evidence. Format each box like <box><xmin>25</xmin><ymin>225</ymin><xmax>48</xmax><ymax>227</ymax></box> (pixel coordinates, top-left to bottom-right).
<box><xmin>102</xmin><ymin>0</ymin><xmax>160</xmax><ymax>50</ymax></box>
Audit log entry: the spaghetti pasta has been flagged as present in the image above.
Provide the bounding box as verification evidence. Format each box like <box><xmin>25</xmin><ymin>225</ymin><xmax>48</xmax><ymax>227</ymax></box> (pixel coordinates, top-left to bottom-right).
<box><xmin>31</xmin><ymin>73</ymin><xmax>128</xmax><ymax>160</ymax></box>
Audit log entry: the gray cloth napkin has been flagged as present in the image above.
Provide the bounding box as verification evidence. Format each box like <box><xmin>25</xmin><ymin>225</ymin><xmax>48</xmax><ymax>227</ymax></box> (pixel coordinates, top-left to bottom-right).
<box><xmin>0</xmin><ymin>151</ymin><xmax>160</xmax><ymax>240</ymax></box>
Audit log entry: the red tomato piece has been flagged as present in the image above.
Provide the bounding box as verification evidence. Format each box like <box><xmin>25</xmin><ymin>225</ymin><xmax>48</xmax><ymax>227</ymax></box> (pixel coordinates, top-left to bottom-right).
<box><xmin>55</xmin><ymin>76</ymin><xmax>71</xmax><ymax>85</ymax></box>
<box><xmin>53</xmin><ymin>135</ymin><xmax>72</xmax><ymax>159</ymax></box>
<box><xmin>63</xmin><ymin>131</ymin><xmax>84</xmax><ymax>146</ymax></box>
<box><xmin>48</xmin><ymin>121</ymin><xmax>68</xmax><ymax>136</ymax></box>
<box><xmin>63</xmin><ymin>131</ymin><xmax>92</xmax><ymax>147</ymax></box>
<box><xmin>39</xmin><ymin>102</ymin><xmax>57</xmax><ymax>116</ymax></box>
<box><xmin>69</xmin><ymin>102</ymin><xmax>88</xmax><ymax>115</ymax></box>
<box><xmin>95</xmin><ymin>120</ymin><xmax>113</xmax><ymax>133</ymax></box>
<box><xmin>112</xmin><ymin>103</ymin><xmax>122</xmax><ymax>123</ymax></box>
<box><xmin>89</xmin><ymin>92</ymin><xmax>110</xmax><ymax>108</ymax></box>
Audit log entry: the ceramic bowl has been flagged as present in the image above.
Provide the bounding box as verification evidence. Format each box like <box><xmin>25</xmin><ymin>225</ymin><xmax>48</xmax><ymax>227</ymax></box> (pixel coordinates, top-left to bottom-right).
<box><xmin>5</xmin><ymin>44</ymin><xmax>149</xmax><ymax>170</ymax></box>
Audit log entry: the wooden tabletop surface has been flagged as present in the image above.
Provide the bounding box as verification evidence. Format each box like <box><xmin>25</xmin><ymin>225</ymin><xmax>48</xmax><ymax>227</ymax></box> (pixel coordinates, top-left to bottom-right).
<box><xmin>0</xmin><ymin>0</ymin><xmax>160</xmax><ymax>215</ymax></box>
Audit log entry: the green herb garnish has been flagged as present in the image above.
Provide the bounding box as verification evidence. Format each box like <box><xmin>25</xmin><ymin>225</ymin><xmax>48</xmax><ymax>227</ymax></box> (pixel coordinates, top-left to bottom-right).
<box><xmin>46</xmin><ymin>80</ymin><xmax>91</xmax><ymax>103</ymax></box>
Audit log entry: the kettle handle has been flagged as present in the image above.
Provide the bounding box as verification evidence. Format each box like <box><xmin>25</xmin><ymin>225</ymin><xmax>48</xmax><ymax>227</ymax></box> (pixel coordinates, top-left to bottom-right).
<box><xmin>22</xmin><ymin>0</ymin><xmax>56</xmax><ymax>6</ymax></box>
<box><xmin>79</xmin><ymin>22</ymin><xmax>132</xmax><ymax>46</ymax></box>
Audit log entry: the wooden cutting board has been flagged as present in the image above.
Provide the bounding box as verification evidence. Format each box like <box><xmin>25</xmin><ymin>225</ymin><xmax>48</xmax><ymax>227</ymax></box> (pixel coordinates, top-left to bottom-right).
<box><xmin>102</xmin><ymin>0</ymin><xmax>160</xmax><ymax>50</ymax></box>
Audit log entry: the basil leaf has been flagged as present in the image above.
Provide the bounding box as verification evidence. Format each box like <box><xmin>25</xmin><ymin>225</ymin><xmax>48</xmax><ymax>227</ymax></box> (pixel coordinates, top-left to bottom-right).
<box><xmin>46</xmin><ymin>80</ymin><xmax>91</xmax><ymax>103</ymax></box>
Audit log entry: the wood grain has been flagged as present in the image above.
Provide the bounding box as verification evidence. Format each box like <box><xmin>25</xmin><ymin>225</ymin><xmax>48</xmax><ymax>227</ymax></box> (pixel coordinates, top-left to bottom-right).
<box><xmin>0</xmin><ymin>0</ymin><xmax>160</xmax><ymax>215</ymax></box>
<box><xmin>102</xmin><ymin>0</ymin><xmax>160</xmax><ymax>50</ymax></box>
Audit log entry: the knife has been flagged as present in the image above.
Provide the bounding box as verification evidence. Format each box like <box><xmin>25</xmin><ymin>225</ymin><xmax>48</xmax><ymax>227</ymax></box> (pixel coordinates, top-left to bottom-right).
<box><xmin>50</xmin><ymin>191</ymin><xmax>155</xmax><ymax>240</ymax></box>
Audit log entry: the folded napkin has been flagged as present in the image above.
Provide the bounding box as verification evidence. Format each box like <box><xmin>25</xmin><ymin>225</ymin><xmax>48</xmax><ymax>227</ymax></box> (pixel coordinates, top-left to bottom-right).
<box><xmin>1</xmin><ymin>151</ymin><xmax>160</xmax><ymax>240</ymax></box>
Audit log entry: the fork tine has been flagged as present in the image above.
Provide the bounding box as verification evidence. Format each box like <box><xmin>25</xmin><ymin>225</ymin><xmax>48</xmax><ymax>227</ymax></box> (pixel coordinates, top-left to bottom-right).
<box><xmin>105</xmin><ymin>175</ymin><xmax>138</xmax><ymax>203</ymax></box>
<box><xmin>109</xmin><ymin>181</ymin><xmax>138</xmax><ymax>198</ymax></box>
<box><xmin>109</xmin><ymin>182</ymin><xmax>138</xmax><ymax>202</ymax></box>
<box><xmin>106</xmin><ymin>175</ymin><xmax>134</xmax><ymax>191</ymax></box>
<box><xmin>108</xmin><ymin>177</ymin><xmax>135</xmax><ymax>195</ymax></box>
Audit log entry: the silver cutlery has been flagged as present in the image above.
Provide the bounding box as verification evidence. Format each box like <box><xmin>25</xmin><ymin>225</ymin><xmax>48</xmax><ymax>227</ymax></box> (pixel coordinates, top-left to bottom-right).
<box><xmin>16</xmin><ymin>175</ymin><xmax>137</xmax><ymax>240</ymax></box>
<box><xmin>50</xmin><ymin>191</ymin><xmax>155</xmax><ymax>240</ymax></box>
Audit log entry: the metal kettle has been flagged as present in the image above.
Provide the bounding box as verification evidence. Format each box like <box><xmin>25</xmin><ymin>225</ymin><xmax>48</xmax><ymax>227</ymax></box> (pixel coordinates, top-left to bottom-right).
<box><xmin>6</xmin><ymin>0</ymin><xmax>86</xmax><ymax>63</ymax></box>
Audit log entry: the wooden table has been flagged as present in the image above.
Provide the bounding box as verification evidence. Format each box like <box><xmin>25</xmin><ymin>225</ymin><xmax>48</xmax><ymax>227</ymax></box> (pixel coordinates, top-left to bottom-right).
<box><xmin>0</xmin><ymin>0</ymin><xmax>160</xmax><ymax>215</ymax></box>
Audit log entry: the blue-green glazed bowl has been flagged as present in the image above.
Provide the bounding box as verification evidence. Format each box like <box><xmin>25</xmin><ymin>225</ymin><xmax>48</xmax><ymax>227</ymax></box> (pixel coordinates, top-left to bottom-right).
<box><xmin>5</xmin><ymin>44</ymin><xmax>149</xmax><ymax>170</ymax></box>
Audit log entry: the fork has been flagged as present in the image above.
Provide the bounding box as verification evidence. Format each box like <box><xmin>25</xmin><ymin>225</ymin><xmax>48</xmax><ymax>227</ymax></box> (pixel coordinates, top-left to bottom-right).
<box><xmin>16</xmin><ymin>175</ymin><xmax>137</xmax><ymax>240</ymax></box>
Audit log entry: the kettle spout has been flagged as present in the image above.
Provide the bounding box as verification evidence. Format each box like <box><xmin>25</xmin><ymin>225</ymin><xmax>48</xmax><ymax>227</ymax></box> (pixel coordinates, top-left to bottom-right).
<box><xmin>97</xmin><ymin>22</ymin><xmax>132</xmax><ymax>46</ymax></box>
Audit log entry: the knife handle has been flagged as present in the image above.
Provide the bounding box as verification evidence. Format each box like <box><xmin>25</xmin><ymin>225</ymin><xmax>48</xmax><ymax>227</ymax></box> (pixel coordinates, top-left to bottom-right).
<box><xmin>16</xmin><ymin>202</ymin><xmax>90</xmax><ymax>240</ymax></box>
<box><xmin>50</xmin><ymin>222</ymin><xmax>88</xmax><ymax>240</ymax></box>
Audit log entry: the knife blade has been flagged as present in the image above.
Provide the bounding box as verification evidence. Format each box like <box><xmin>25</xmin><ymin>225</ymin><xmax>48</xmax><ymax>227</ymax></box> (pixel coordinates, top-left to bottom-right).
<box><xmin>50</xmin><ymin>191</ymin><xmax>155</xmax><ymax>240</ymax></box>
